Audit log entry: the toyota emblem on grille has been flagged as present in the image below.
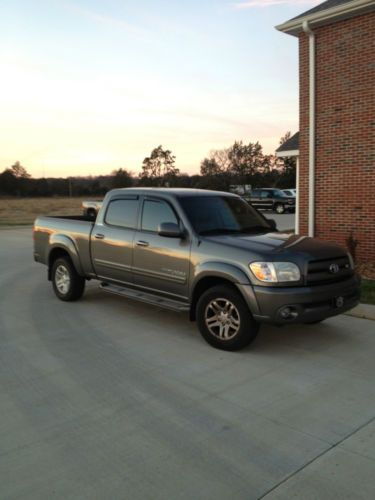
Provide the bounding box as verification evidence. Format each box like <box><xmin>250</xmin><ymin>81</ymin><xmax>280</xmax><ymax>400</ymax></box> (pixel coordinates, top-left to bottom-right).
<box><xmin>329</xmin><ymin>263</ymin><xmax>340</xmax><ymax>274</ymax></box>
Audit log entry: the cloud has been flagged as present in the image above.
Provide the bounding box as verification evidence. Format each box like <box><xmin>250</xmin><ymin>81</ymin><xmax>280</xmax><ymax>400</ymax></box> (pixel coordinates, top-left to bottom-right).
<box><xmin>60</xmin><ymin>1</ymin><xmax>149</xmax><ymax>40</ymax></box>
<box><xmin>233</xmin><ymin>0</ymin><xmax>321</xmax><ymax>9</ymax></box>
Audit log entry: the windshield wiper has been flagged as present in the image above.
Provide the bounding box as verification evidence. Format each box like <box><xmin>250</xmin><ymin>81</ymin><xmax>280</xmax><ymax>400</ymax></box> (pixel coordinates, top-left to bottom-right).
<box><xmin>241</xmin><ymin>225</ymin><xmax>270</xmax><ymax>233</ymax></box>
<box><xmin>198</xmin><ymin>228</ymin><xmax>242</xmax><ymax>236</ymax></box>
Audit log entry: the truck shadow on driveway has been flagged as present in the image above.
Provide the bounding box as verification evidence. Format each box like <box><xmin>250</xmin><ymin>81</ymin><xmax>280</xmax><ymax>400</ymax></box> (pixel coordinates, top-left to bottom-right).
<box><xmin>81</xmin><ymin>283</ymin><xmax>358</xmax><ymax>356</ymax></box>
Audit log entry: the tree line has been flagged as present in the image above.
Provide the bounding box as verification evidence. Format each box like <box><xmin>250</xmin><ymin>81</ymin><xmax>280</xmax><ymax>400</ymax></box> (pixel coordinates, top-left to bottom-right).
<box><xmin>0</xmin><ymin>133</ymin><xmax>296</xmax><ymax>197</ymax></box>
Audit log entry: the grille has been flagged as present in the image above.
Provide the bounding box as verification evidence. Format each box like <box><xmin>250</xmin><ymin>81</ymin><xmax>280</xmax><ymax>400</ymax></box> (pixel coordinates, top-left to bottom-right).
<box><xmin>306</xmin><ymin>256</ymin><xmax>353</xmax><ymax>285</ymax></box>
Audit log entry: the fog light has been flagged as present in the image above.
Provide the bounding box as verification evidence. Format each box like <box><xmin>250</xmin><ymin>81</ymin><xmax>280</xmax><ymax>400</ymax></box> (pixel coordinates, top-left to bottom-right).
<box><xmin>281</xmin><ymin>307</ymin><xmax>292</xmax><ymax>318</ymax></box>
<box><xmin>279</xmin><ymin>306</ymin><xmax>298</xmax><ymax>320</ymax></box>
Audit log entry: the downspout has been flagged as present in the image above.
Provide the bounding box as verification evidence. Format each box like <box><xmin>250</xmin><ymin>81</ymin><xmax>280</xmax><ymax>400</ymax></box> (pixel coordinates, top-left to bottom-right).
<box><xmin>302</xmin><ymin>20</ymin><xmax>315</xmax><ymax>238</ymax></box>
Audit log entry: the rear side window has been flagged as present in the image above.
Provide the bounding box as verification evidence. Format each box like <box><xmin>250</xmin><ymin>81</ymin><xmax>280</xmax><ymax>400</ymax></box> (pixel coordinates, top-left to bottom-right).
<box><xmin>141</xmin><ymin>199</ymin><xmax>178</xmax><ymax>232</ymax></box>
<box><xmin>105</xmin><ymin>198</ymin><xmax>139</xmax><ymax>229</ymax></box>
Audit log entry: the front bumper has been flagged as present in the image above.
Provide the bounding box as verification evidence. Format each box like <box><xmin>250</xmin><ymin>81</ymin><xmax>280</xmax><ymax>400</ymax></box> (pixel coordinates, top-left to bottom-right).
<box><xmin>239</xmin><ymin>275</ymin><xmax>361</xmax><ymax>324</ymax></box>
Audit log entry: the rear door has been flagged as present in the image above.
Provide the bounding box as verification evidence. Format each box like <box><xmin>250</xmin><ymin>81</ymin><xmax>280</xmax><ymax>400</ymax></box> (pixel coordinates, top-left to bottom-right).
<box><xmin>133</xmin><ymin>197</ymin><xmax>190</xmax><ymax>299</ymax></box>
<box><xmin>91</xmin><ymin>196</ymin><xmax>139</xmax><ymax>284</ymax></box>
<box><xmin>250</xmin><ymin>189</ymin><xmax>262</xmax><ymax>208</ymax></box>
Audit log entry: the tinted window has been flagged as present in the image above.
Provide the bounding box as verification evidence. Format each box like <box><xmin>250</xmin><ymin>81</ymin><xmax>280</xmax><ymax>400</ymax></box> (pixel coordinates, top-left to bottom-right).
<box><xmin>272</xmin><ymin>189</ymin><xmax>287</xmax><ymax>197</ymax></box>
<box><xmin>142</xmin><ymin>199</ymin><xmax>178</xmax><ymax>232</ymax></box>
<box><xmin>179</xmin><ymin>196</ymin><xmax>271</xmax><ymax>235</ymax></box>
<box><xmin>261</xmin><ymin>191</ymin><xmax>272</xmax><ymax>198</ymax></box>
<box><xmin>252</xmin><ymin>190</ymin><xmax>260</xmax><ymax>196</ymax></box>
<box><xmin>105</xmin><ymin>198</ymin><xmax>139</xmax><ymax>228</ymax></box>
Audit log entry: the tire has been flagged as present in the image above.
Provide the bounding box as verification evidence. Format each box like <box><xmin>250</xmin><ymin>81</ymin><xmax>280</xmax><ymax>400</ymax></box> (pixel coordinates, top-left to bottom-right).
<box><xmin>51</xmin><ymin>257</ymin><xmax>85</xmax><ymax>301</ymax></box>
<box><xmin>274</xmin><ymin>203</ymin><xmax>285</xmax><ymax>214</ymax></box>
<box><xmin>196</xmin><ymin>285</ymin><xmax>259</xmax><ymax>351</ymax></box>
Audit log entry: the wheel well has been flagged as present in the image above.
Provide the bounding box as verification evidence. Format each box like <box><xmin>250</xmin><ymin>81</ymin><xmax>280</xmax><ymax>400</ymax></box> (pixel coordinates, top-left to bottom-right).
<box><xmin>48</xmin><ymin>248</ymin><xmax>71</xmax><ymax>280</ymax></box>
<box><xmin>190</xmin><ymin>277</ymin><xmax>237</xmax><ymax>321</ymax></box>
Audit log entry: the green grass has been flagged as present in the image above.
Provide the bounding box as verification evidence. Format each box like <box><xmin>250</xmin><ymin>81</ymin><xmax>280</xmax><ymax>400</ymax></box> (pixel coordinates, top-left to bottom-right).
<box><xmin>361</xmin><ymin>279</ymin><xmax>375</xmax><ymax>305</ymax></box>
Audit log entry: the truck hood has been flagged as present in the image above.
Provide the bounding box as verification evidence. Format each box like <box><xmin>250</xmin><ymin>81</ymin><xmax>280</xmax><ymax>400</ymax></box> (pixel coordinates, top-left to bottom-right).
<box><xmin>204</xmin><ymin>231</ymin><xmax>347</xmax><ymax>261</ymax></box>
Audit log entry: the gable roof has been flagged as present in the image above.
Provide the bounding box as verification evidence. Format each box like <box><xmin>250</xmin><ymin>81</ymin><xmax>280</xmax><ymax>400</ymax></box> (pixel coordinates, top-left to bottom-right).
<box><xmin>276</xmin><ymin>132</ymin><xmax>299</xmax><ymax>157</ymax></box>
<box><xmin>276</xmin><ymin>0</ymin><xmax>375</xmax><ymax>36</ymax></box>
<box><xmin>291</xmin><ymin>0</ymin><xmax>354</xmax><ymax>20</ymax></box>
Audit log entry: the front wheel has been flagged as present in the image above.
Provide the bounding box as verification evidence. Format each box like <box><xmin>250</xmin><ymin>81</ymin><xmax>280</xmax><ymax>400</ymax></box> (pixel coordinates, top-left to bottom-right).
<box><xmin>196</xmin><ymin>285</ymin><xmax>259</xmax><ymax>351</ymax></box>
<box><xmin>52</xmin><ymin>257</ymin><xmax>85</xmax><ymax>301</ymax></box>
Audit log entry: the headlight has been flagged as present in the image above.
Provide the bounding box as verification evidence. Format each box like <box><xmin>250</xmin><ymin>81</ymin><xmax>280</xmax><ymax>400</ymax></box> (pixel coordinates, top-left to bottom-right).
<box><xmin>249</xmin><ymin>262</ymin><xmax>301</xmax><ymax>283</ymax></box>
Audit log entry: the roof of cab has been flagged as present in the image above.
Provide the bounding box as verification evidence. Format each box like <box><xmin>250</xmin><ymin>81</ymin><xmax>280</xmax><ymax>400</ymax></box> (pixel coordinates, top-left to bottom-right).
<box><xmin>109</xmin><ymin>187</ymin><xmax>238</xmax><ymax>198</ymax></box>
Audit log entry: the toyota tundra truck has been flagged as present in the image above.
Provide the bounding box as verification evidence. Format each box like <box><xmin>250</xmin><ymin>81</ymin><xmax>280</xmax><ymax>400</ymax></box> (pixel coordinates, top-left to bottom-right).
<box><xmin>33</xmin><ymin>188</ymin><xmax>360</xmax><ymax>351</ymax></box>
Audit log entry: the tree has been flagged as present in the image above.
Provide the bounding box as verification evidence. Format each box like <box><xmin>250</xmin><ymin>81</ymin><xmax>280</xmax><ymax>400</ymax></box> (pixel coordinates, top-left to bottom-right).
<box><xmin>140</xmin><ymin>146</ymin><xmax>179</xmax><ymax>185</ymax></box>
<box><xmin>111</xmin><ymin>168</ymin><xmax>134</xmax><ymax>188</ymax></box>
<box><xmin>200</xmin><ymin>158</ymin><xmax>221</xmax><ymax>176</ymax></box>
<box><xmin>10</xmin><ymin>161</ymin><xmax>31</xmax><ymax>178</ymax></box>
<box><xmin>0</xmin><ymin>168</ymin><xmax>18</xmax><ymax>195</ymax></box>
<box><xmin>226</xmin><ymin>141</ymin><xmax>268</xmax><ymax>190</ymax></box>
<box><xmin>277</xmin><ymin>132</ymin><xmax>296</xmax><ymax>187</ymax></box>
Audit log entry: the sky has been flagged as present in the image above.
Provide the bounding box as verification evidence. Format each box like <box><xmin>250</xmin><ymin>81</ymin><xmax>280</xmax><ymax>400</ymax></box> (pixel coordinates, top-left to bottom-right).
<box><xmin>0</xmin><ymin>0</ymin><xmax>321</xmax><ymax>178</ymax></box>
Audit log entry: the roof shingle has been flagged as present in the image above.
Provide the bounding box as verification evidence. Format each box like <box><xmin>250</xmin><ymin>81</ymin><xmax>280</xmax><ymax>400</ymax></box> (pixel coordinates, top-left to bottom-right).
<box><xmin>291</xmin><ymin>0</ymin><xmax>357</xmax><ymax>21</ymax></box>
<box><xmin>276</xmin><ymin>132</ymin><xmax>299</xmax><ymax>153</ymax></box>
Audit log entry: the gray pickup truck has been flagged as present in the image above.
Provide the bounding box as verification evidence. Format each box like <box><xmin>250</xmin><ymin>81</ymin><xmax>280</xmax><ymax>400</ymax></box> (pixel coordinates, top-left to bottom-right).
<box><xmin>33</xmin><ymin>188</ymin><xmax>360</xmax><ymax>351</ymax></box>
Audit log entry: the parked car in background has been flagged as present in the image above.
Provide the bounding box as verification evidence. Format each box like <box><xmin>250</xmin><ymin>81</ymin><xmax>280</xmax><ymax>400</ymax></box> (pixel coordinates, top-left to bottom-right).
<box><xmin>282</xmin><ymin>189</ymin><xmax>296</xmax><ymax>197</ymax></box>
<box><xmin>244</xmin><ymin>188</ymin><xmax>295</xmax><ymax>214</ymax></box>
<box><xmin>82</xmin><ymin>200</ymin><xmax>103</xmax><ymax>219</ymax></box>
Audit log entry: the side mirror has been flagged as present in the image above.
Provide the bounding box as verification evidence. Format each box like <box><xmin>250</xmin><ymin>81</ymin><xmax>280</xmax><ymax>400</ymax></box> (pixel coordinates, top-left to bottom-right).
<box><xmin>158</xmin><ymin>222</ymin><xmax>183</xmax><ymax>238</ymax></box>
<box><xmin>267</xmin><ymin>218</ymin><xmax>277</xmax><ymax>231</ymax></box>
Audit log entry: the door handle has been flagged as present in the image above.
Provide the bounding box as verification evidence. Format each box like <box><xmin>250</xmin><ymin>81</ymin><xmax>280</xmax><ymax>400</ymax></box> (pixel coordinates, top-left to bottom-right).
<box><xmin>136</xmin><ymin>240</ymin><xmax>149</xmax><ymax>247</ymax></box>
<box><xmin>94</xmin><ymin>233</ymin><xmax>105</xmax><ymax>240</ymax></box>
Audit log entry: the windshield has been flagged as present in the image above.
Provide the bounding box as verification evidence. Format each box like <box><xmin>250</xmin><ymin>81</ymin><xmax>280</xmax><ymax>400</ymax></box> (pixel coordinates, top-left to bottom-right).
<box><xmin>272</xmin><ymin>189</ymin><xmax>287</xmax><ymax>197</ymax></box>
<box><xmin>179</xmin><ymin>195</ymin><xmax>272</xmax><ymax>235</ymax></box>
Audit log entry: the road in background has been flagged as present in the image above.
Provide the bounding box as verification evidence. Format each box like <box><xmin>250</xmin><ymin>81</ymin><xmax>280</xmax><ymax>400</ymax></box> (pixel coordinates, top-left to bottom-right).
<box><xmin>1</xmin><ymin>228</ymin><xmax>375</xmax><ymax>499</ymax></box>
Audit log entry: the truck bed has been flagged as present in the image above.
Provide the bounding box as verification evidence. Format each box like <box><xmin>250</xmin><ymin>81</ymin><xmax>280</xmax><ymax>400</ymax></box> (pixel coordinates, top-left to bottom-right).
<box><xmin>33</xmin><ymin>215</ymin><xmax>95</xmax><ymax>276</ymax></box>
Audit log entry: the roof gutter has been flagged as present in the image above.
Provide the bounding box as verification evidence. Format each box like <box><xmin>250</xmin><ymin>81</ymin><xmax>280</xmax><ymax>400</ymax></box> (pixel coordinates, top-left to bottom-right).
<box><xmin>302</xmin><ymin>20</ymin><xmax>315</xmax><ymax>238</ymax></box>
<box><xmin>276</xmin><ymin>0</ymin><xmax>375</xmax><ymax>36</ymax></box>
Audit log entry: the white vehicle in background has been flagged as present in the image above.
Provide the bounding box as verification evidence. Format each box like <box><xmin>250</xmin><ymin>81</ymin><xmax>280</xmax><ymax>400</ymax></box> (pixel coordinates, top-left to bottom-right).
<box><xmin>82</xmin><ymin>200</ymin><xmax>103</xmax><ymax>219</ymax></box>
<box><xmin>282</xmin><ymin>189</ymin><xmax>296</xmax><ymax>197</ymax></box>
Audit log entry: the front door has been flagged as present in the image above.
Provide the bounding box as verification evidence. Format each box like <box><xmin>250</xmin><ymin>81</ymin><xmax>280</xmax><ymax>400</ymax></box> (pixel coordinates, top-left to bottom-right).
<box><xmin>133</xmin><ymin>197</ymin><xmax>191</xmax><ymax>300</ymax></box>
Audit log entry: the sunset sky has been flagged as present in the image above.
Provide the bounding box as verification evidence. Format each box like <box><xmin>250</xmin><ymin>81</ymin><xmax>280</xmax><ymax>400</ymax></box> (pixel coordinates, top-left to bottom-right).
<box><xmin>1</xmin><ymin>0</ymin><xmax>321</xmax><ymax>178</ymax></box>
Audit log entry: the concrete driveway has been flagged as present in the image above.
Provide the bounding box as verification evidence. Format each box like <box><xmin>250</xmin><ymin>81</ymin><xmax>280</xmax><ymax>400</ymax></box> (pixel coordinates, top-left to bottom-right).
<box><xmin>1</xmin><ymin>227</ymin><xmax>374</xmax><ymax>499</ymax></box>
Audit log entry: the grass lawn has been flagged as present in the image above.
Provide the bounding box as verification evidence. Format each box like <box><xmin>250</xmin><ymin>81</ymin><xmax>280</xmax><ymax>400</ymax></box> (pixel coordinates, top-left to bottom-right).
<box><xmin>0</xmin><ymin>197</ymin><xmax>99</xmax><ymax>225</ymax></box>
<box><xmin>361</xmin><ymin>279</ymin><xmax>375</xmax><ymax>306</ymax></box>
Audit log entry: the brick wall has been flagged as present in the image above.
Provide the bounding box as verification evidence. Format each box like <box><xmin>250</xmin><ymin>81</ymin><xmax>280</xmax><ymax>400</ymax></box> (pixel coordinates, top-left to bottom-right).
<box><xmin>298</xmin><ymin>12</ymin><xmax>375</xmax><ymax>263</ymax></box>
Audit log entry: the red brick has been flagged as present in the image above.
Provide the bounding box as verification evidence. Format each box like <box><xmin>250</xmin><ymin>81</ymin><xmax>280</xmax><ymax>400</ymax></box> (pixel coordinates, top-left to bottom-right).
<box><xmin>298</xmin><ymin>12</ymin><xmax>375</xmax><ymax>263</ymax></box>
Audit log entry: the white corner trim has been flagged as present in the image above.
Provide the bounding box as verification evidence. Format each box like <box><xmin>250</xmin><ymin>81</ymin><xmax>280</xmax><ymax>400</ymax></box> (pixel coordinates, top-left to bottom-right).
<box><xmin>276</xmin><ymin>149</ymin><xmax>299</xmax><ymax>158</ymax></box>
<box><xmin>303</xmin><ymin>20</ymin><xmax>316</xmax><ymax>239</ymax></box>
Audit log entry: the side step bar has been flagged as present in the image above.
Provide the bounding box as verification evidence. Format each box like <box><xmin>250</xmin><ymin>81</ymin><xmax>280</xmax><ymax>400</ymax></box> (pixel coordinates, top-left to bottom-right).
<box><xmin>100</xmin><ymin>283</ymin><xmax>190</xmax><ymax>312</ymax></box>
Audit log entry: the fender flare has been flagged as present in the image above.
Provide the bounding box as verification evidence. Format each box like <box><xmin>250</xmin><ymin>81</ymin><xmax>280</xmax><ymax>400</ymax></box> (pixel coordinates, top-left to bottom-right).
<box><xmin>189</xmin><ymin>262</ymin><xmax>259</xmax><ymax>320</ymax></box>
<box><xmin>47</xmin><ymin>234</ymin><xmax>84</xmax><ymax>278</ymax></box>
<box><xmin>191</xmin><ymin>262</ymin><xmax>251</xmax><ymax>296</ymax></box>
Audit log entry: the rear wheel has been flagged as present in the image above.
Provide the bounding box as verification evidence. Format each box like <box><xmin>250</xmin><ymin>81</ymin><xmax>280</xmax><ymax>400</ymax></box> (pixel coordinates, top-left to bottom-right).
<box><xmin>196</xmin><ymin>285</ymin><xmax>259</xmax><ymax>351</ymax></box>
<box><xmin>275</xmin><ymin>203</ymin><xmax>285</xmax><ymax>214</ymax></box>
<box><xmin>52</xmin><ymin>257</ymin><xmax>85</xmax><ymax>301</ymax></box>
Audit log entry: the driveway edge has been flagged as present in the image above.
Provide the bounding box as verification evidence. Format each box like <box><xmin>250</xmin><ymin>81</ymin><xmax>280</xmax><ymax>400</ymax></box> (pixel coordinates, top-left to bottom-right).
<box><xmin>345</xmin><ymin>303</ymin><xmax>375</xmax><ymax>321</ymax></box>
